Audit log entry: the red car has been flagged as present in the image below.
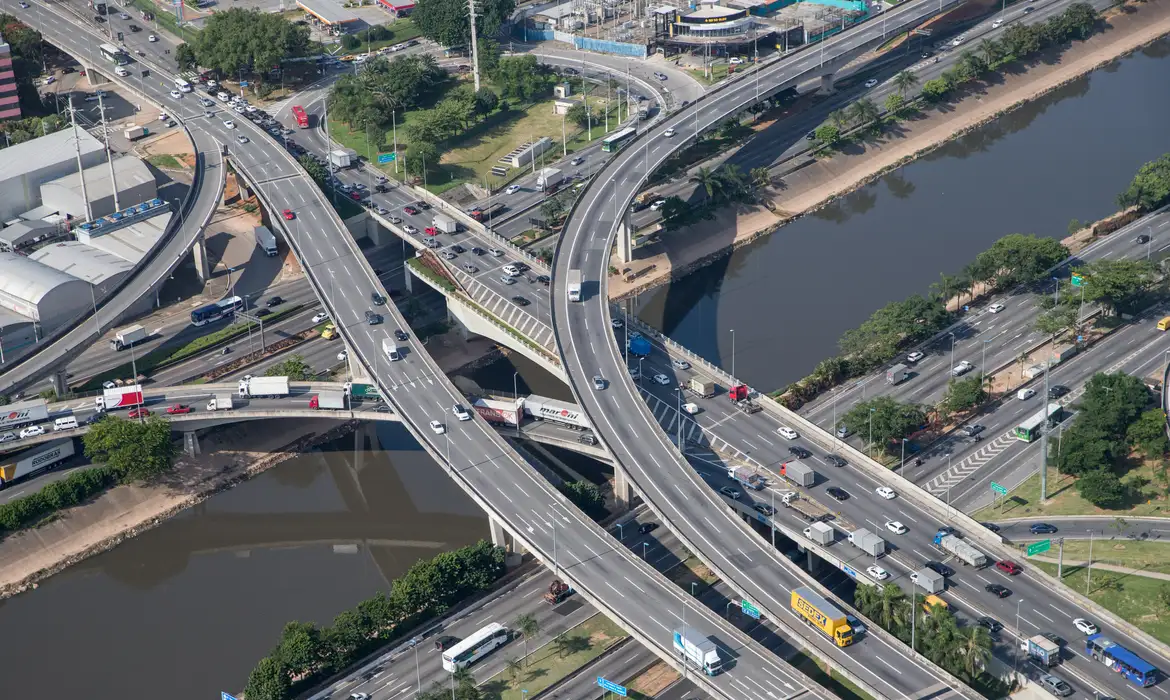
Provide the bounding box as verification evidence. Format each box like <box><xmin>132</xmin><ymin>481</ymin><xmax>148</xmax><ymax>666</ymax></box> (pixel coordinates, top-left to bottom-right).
<box><xmin>424</xmin><ymin>226</ymin><xmax>439</xmax><ymax>236</ymax></box>
<box><xmin>166</xmin><ymin>404</ymin><xmax>192</xmax><ymax>415</ymax></box>
<box><xmin>349</xmin><ymin>191</ymin><xmax>362</xmax><ymax>201</ymax></box>
<box><xmin>282</xmin><ymin>209</ymin><xmax>295</xmax><ymax>220</ymax></box>
<box><xmin>403</xmin><ymin>205</ymin><xmax>419</xmax><ymax>215</ymax></box>
<box><xmin>128</xmin><ymin>408</ymin><xmax>151</xmax><ymax>419</ymax></box>
<box><xmin>995</xmin><ymin>560</ymin><xmax>1023</xmax><ymax>575</ymax></box>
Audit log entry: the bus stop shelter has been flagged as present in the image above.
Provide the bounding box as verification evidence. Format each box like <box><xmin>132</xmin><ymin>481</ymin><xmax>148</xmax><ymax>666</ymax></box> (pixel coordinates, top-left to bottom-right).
<box><xmin>296</xmin><ymin>0</ymin><xmax>360</xmax><ymax>31</ymax></box>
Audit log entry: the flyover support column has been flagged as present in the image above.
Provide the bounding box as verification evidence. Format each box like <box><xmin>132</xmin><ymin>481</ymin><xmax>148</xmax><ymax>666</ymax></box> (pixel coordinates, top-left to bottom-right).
<box><xmin>615</xmin><ymin>211</ymin><xmax>634</xmax><ymax>265</ymax></box>
<box><xmin>612</xmin><ymin>463</ymin><xmax>634</xmax><ymax>511</ymax></box>
<box><xmin>191</xmin><ymin>231</ymin><xmax>211</xmax><ymax>283</ymax></box>
<box><xmin>183</xmin><ymin>431</ymin><xmax>201</xmax><ymax>457</ymax></box>
<box><xmin>489</xmin><ymin>515</ymin><xmax>526</xmax><ymax>565</ymax></box>
<box><xmin>818</xmin><ymin>73</ymin><xmax>835</xmax><ymax>95</ymax></box>
<box><xmin>50</xmin><ymin>370</ymin><xmax>68</xmax><ymax>398</ymax></box>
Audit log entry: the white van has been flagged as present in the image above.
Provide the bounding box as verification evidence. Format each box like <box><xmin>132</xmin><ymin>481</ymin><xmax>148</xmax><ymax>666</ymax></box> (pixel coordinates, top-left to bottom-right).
<box><xmin>115</xmin><ymin>66</ymin><xmax>129</xmax><ymax>77</ymax></box>
<box><xmin>53</xmin><ymin>416</ymin><xmax>78</xmax><ymax>431</ymax></box>
<box><xmin>502</xmin><ymin>264</ymin><xmax>521</xmax><ymax>277</ymax></box>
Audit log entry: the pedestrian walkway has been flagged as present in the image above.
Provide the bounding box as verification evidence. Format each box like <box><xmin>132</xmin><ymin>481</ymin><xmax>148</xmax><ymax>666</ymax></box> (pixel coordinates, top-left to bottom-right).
<box><xmin>1029</xmin><ymin>554</ymin><xmax>1170</xmax><ymax>582</ymax></box>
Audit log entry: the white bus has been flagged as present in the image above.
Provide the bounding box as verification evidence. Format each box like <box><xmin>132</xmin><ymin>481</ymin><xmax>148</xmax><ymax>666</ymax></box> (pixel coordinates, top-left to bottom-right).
<box><xmin>174</xmin><ymin>77</ymin><xmax>193</xmax><ymax>93</ymax></box>
<box><xmin>440</xmin><ymin>623</ymin><xmax>510</xmax><ymax>672</ymax></box>
<box><xmin>98</xmin><ymin>43</ymin><xmax>128</xmax><ymax>65</ymax></box>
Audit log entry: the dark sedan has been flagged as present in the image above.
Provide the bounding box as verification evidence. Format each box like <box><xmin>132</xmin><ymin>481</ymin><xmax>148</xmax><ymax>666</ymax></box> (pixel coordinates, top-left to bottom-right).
<box><xmin>788</xmin><ymin>445</ymin><xmax>811</xmax><ymax>459</ymax></box>
<box><xmin>1030</xmin><ymin>523</ymin><xmax>1058</xmax><ymax>534</ymax></box>
<box><xmin>827</xmin><ymin>487</ymin><xmax>850</xmax><ymax>501</ymax></box>
<box><xmin>985</xmin><ymin>583</ymin><xmax>1011</xmax><ymax>598</ymax></box>
<box><xmin>511</xmin><ymin>296</ymin><xmax>531</xmax><ymax>307</ymax></box>
<box><xmin>925</xmin><ymin>561</ymin><xmax>954</xmax><ymax>577</ymax></box>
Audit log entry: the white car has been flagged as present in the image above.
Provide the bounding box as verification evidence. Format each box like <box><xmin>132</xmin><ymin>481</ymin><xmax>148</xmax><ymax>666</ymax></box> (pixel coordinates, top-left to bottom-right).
<box><xmin>951</xmin><ymin>34</ymin><xmax>966</xmax><ymax>46</ymax></box>
<box><xmin>876</xmin><ymin>486</ymin><xmax>897</xmax><ymax>500</ymax></box>
<box><xmin>204</xmin><ymin>110</ymin><xmax>215</xmax><ymax>119</ymax></box>
<box><xmin>1073</xmin><ymin>618</ymin><xmax>1098</xmax><ymax>636</ymax></box>
<box><xmin>312</xmin><ymin>312</ymin><xmax>329</xmax><ymax>323</ymax></box>
<box><xmin>505</xmin><ymin>185</ymin><xmax>520</xmax><ymax>195</ymax></box>
<box><xmin>19</xmin><ymin>425</ymin><xmax>45</xmax><ymax>438</ymax></box>
<box><xmin>115</xmin><ymin>66</ymin><xmax>129</xmax><ymax>77</ymax></box>
<box><xmin>652</xmin><ymin>373</ymin><xmax>670</xmax><ymax>386</ymax></box>
<box><xmin>403</xmin><ymin>225</ymin><xmax>418</xmax><ymax>235</ymax></box>
<box><xmin>245</xmin><ymin>105</ymin><xmax>258</xmax><ymax>113</ymax></box>
<box><xmin>103</xmin><ymin>381</ymin><xmax>117</xmax><ymax>390</ymax></box>
<box><xmin>672</xmin><ymin>358</ymin><xmax>691</xmax><ymax>371</ymax></box>
<box><xmin>611</xmin><ymin>318</ymin><xmax>624</xmax><ymax>329</ymax></box>
<box><xmin>148</xmin><ymin>34</ymin><xmax>158</xmax><ymax>42</ymax></box>
<box><xmin>169</xmin><ymin>90</ymin><xmax>182</xmax><ymax>99</ymax></box>
<box><xmin>650</xmin><ymin>200</ymin><xmax>667</xmax><ymax>211</ymax></box>
<box><xmin>119</xmin><ymin>12</ymin><xmax>130</xmax><ymax>19</ymax></box>
<box><xmin>988</xmin><ymin>302</ymin><xmax>1006</xmax><ymax>313</ymax></box>
<box><xmin>864</xmin><ymin>78</ymin><xmax>879</xmax><ymax>88</ymax></box>
<box><xmin>885</xmin><ymin>520</ymin><xmax>907</xmax><ymax>535</ymax></box>
<box><xmin>350</xmin><ymin>693</ymin><xmax>371</xmax><ymax>700</ymax></box>
<box><xmin>337</xmin><ymin>350</ymin><xmax>348</xmax><ymax>361</ymax></box>
<box><xmin>0</xmin><ymin>432</ymin><xmax>15</xmax><ymax>443</ymax></box>
<box><xmin>593</xmin><ymin>375</ymin><xmax>606</xmax><ymax>390</ymax></box>
<box><xmin>777</xmin><ymin>426</ymin><xmax>799</xmax><ymax>440</ymax></box>
<box><xmin>236</xmin><ymin>134</ymin><xmax>249</xmax><ymax>144</ymax></box>
<box><xmin>429</xmin><ymin>420</ymin><xmax>446</xmax><ymax>435</ymax></box>
<box><xmin>217</xmin><ymin>91</ymin><xmax>230</xmax><ymax>102</ymax></box>
<box><xmin>866</xmin><ymin>565</ymin><xmax>889</xmax><ymax>581</ymax></box>
<box><xmin>992</xmin><ymin>18</ymin><xmax>1004</xmax><ymax>28</ymax></box>
<box><xmin>488</xmin><ymin>248</ymin><xmax>504</xmax><ymax>257</ymax></box>
<box><xmin>951</xmin><ymin>360</ymin><xmax>974</xmax><ymax>376</ymax></box>
<box><xmin>729</xmin><ymin>57</ymin><xmax>744</xmax><ymax>65</ymax></box>
<box><xmin>907</xmin><ymin>351</ymin><xmax>924</xmax><ymax>363</ymax></box>
<box><xmin>234</xmin><ymin>105</ymin><xmax>245</xmax><ymax>114</ymax></box>
<box><xmin>628</xmin><ymin>366</ymin><xmax>640</xmax><ymax>379</ymax></box>
<box><xmin>664</xmin><ymin>128</ymin><xmax>676</xmax><ymax>138</ymax></box>
<box><xmin>453</xmin><ymin>404</ymin><xmax>472</xmax><ymax>421</ymax></box>
<box><xmin>222</xmin><ymin>119</ymin><xmax>236</xmax><ymax>129</ymax></box>
<box><xmin>1017</xmin><ymin>388</ymin><xmax>1036</xmax><ymax>400</ymax></box>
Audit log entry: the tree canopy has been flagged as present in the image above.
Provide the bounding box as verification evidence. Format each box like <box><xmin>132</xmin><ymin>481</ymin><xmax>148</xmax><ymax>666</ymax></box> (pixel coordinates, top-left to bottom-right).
<box><xmin>492</xmin><ymin>55</ymin><xmax>555</xmax><ymax>102</ymax></box>
<box><xmin>1117</xmin><ymin>153</ymin><xmax>1170</xmax><ymax>212</ymax></box>
<box><xmin>192</xmin><ymin>9</ymin><xmax>310</xmax><ymax>84</ymax></box>
<box><xmin>1074</xmin><ymin>258</ymin><xmax>1157</xmax><ymax>314</ymax></box>
<box><xmin>968</xmin><ymin>234</ymin><xmax>1069</xmax><ymax>291</ymax></box>
<box><xmin>412</xmin><ymin>0</ymin><xmax>515</xmax><ymax>49</ymax></box>
<box><xmin>266</xmin><ymin>354</ymin><xmax>314</xmax><ymax>380</ymax></box>
<box><xmin>328</xmin><ymin>54</ymin><xmax>446</xmax><ymax>132</ymax></box>
<box><xmin>841</xmin><ymin>396</ymin><xmax>927</xmax><ymax>453</ymax></box>
<box><xmin>82</xmin><ymin>416</ymin><xmax>177</xmax><ymax>482</ymax></box>
<box><xmin>838</xmin><ymin>294</ymin><xmax>949</xmax><ymax>368</ymax></box>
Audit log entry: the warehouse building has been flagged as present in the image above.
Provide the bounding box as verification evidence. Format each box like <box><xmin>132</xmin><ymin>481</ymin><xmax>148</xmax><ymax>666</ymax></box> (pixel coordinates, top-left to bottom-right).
<box><xmin>40</xmin><ymin>157</ymin><xmax>157</xmax><ymax>221</ymax></box>
<box><xmin>0</xmin><ymin>129</ymin><xmax>107</xmax><ymax>222</ymax></box>
<box><xmin>0</xmin><ymin>252</ymin><xmax>92</xmax><ymax>330</ymax></box>
<box><xmin>0</xmin><ymin>219</ymin><xmax>58</xmax><ymax>252</ymax></box>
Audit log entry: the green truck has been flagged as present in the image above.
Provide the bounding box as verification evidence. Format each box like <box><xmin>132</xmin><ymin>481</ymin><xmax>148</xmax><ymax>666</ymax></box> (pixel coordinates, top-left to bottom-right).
<box><xmin>345</xmin><ymin>382</ymin><xmax>381</xmax><ymax>400</ymax></box>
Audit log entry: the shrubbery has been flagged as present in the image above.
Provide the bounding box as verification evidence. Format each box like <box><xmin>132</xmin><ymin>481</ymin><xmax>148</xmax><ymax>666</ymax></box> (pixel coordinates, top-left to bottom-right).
<box><xmin>0</xmin><ymin>467</ymin><xmax>119</xmax><ymax>537</ymax></box>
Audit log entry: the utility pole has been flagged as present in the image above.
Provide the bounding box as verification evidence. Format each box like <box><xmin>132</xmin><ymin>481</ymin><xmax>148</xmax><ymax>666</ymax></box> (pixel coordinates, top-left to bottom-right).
<box><xmin>1039</xmin><ymin>351</ymin><xmax>1052</xmax><ymax>500</ymax></box>
<box><xmin>67</xmin><ymin>96</ymin><xmax>94</xmax><ymax>222</ymax></box>
<box><xmin>468</xmin><ymin>0</ymin><xmax>482</xmax><ymax>92</ymax></box>
<box><xmin>97</xmin><ymin>91</ymin><xmax>120</xmax><ymax>211</ymax></box>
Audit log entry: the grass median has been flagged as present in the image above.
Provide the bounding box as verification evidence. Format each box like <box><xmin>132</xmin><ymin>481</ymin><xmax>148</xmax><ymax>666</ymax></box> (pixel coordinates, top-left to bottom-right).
<box><xmin>1034</xmin><ymin>560</ymin><xmax>1170</xmax><ymax>645</ymax></box>
<box><xmin>482</xmin><ymin>614</ymin><xmax>626</xmax><ymax>699</ymax></box>
<box><xmin>971</xmin><ymin>461</ymin><xmax>1170</xmax><ymax>521</ymax></box>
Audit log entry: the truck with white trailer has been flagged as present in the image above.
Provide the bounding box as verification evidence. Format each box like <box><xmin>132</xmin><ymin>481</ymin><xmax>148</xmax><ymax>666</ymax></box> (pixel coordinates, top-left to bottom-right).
<box><xmin>686</xmin><ymin>377</ymin><xmax>715</xmax><ymax>398</ymax></box>
<box><xmin>472</xmin><ymin>397</ymin><xmax>523</xmax><ymax>427</ymax></box>
<box><xmin>431</xmin><ymin>214</ymin><xmax>458</xmax><ymax>234</ymax></box>
<box><xmin>536</xmin><ymin>167</ymin><xmax>563</xmax><ymax>193</ymax></box>
<box><xmin>780</xmin><ymin>460</ymin><xmax>815</xmax><ymax>487</ymax></box>
<box><xmin>912</xmin><ymin>568</ymin><xmax>945</xmax><ymax>594</ymax></box>
<box><xmin>567</xmin><ymin>269</ymin><xmax>582</xmax><ymax>302</ymax></box>
<box><xmin>0</xmin><ymin>438</ymin><xmax>75</xmax><ymax>487</ymax></box>
<box><xmin>672</xmin><ymin>627</ymin><xmax>723</xmax><ymax>676</ymax></box>
<box><xmin>110</xmin><ymin>324</ymin><xmax>148</xmax><ymax>351</ymax></box>
<box><xmin>886</xmin><ymin>363</ymin><xmax>910</xmax><ymax>385</ymax></box>
<box><xmin>1024</xmin><ymin>635</ymin><xmax>1061</xmax><ymax>667</ymax></box>
<box><xmin>255</xmin><ymin>225</ymin><xmax>278</xmax><ymax>257</ymax></box>
<box><xmin>206</xmin><ymin>394</ymin><xmax>233</xmax><ymax>411</ymax></box>
<box><xmin>803</xmin><ymin>521</ymin><xmax>834</xmax><ymax>545</ymax></box>
<box><xmin>382</xmin><ymin>338</ymin><xmax>401</xmax><ymax>361</ymax></box>
<box><xmin>933</xmin><ymin>532</ymin><xmax>988</xmax><ymax>567</ymax></box>
<box><xmin>848</xmin><ymin>528</ymin><xmax>885</xmax><ymax>557</ymax></box>
<box><xmin>522</xmin><ymin>395</ymin><xmax>591</xmax><ymax>430</ymax></box>
<box><xmin>97</xmin><ymin>384</ymin><xmax>144</xmax><ymax>411</ymax></box>
<box><xmin>237</xmin><ymin>376</ymin><xmax>290</xmax><ymax>398</ymax></box>
<box><xmin>310</xmin><ymin>390</ymin><xmax>347</xmax><ymax>410</ymax></box>
<box><xmin>727</xmin><ymin>465</ymin><xmax>765</xmax><ymax>490</ymax></box>
<box><xmin>329</xmin><ymin>148</ymin><xmax>356</xmax><ymax>168</ymax></box>
<box><xmin>0</xmin><ymin>399</ymin><xmax>49</xmax><ymax>431</ymax></box>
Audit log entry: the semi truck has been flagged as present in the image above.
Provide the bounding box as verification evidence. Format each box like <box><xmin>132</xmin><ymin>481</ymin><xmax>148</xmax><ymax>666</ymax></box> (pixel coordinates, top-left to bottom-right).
<box><xmin>206</xmin><ymin>394</ymin><xmax>233</xmax><ymax>411</ymax></box>
<box><xmin>467</xmin><ymin>202</ymin><xmax>504</xmax><ymax>222</ymax></box>
<box><xmin>933</xmin><ymin>532</ymin><xmax>988</xmax><ymax>567</ymax></box>
<box><xmin>536</xmin><ymin>167</ymin><xmax>563</xmax><ymax>193</ymax></box>
<box><xmin>238</xmin><ymin>376</ymin><xmax>290</xmax><ymax>398</ymax></box>
<box><xmin>886</xmin><ymin>363</ymin><xmax>910</xmax><ymax>385</ymax></box>
<box><xmin>1024</xmin><ymin>635</ymin><xmax>1061</xmax><ymax>667</ymax></box>
<box><xmin>472</xmin><ymin>397</ymin><xmax>523</xmax><ymax>427</ymax></box>
<box><xmin>780</xmin><ymin>460</ymin><xmax>815</xmax><ymax>487</ymax></box>
<box><xmin>627</xmin><ymin>335</ymin><xmax>651</xmax><ymax>357</ymax></box>
<box><xmin>329</xmin><ymin>148</ymin><xmax>356</xmax><ymax>168</ymax></box>
<box><xmin>686</xmin><ymin>377</ymin><xmax>715</xmax><ymax>398</ymax></box>
<box><xmin>110</xmin><ymin>324</ymin><xmax>148</xmax><ymax>351</ymax></box>
<box><xmin>310</xmin><ymin>390</ymin><xmax>347</xmax><ymax>410</ymax></box>
<box><xmin>430</xmin><ymin>214</ymin><xmax>458</xmax><ymax>234</ymax></box>
<box><xmin>97</xmin><ymin>384</ymin><xmax>143</xmax><ymax>411</ymax></box>
<box><xmin>848</xmin><ymin>528</ymin><xmax>886</xmax><ymax>557</ymax></box>
<box><xmin>729</xmin><ymin>384</ymin><xmax>760</xmax><ymax>413</ymax></box>
<box><xmin>672</xmin><ymin>627</ymin><xmax>723</xmax><ymax>676</ymax></box>
<box><xmin>0</xmin><ymin>398</ymin><xmax>50</xmax><ymax>431</ymax></box>
<box><xmin>543</xmin><ymin>579</ymin><xmax>572</xmax><ymax>604</ymax></box>
<box><xmin>637</xmin><ymin>102</ymin><xmax>649</xmax><ymax>121</ymax></box>
<box><xmin>0</xmin><ymin>438</ymin><xmax>75</xmax><ymax>487</ymax></box>
<box><xmin>344</xmin><ymin>382</ymin><xmax>381</xmax><ymax>400</ymax></box>
<box><xmin>803</xmin><ymin>521</ymin><xmax>834</xmax><ymax>545</ymax></box>
<box><xmin>727</xmin><ymin>465</ymin><xmax>765</xmax><ymax>490</ymax></box>
<box><xmin>567</xmin><ymin>269</ymin><xmax>582</xmax><ymax>302</ymax></box>
<box><xmin>791</xmin><ymin>587</ymin><xmax>853</xmax><ymax>647</ymax></box>
<box><xmin>255</xmin><ymin>225</ymin><xmax>278</xmax><ymax>257</ymax></box>
<box><xmin>522</xmin><ymin>395</ymin><xmax>591</xmax><ymax>430</ymax></box>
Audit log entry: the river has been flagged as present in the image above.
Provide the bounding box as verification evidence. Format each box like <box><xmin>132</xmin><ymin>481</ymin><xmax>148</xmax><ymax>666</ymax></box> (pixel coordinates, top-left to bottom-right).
<box><xmin>0</xmin><ymin>422</ymin><xmax>487</xmax><ymax>700</ymax></box>
<box><xmin>637</xmin><ymin>38</ymin><xmax>1170</xmax><ymax>391</ymax></box>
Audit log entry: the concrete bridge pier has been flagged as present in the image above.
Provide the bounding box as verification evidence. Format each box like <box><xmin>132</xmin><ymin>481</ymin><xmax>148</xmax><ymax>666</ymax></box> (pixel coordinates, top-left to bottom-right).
<box><xmin>489</xmin><ymin>516</ymin><xmax>527</xmax><ymax>566</ymax></box>
<box><xmin>615</xmin><ymin>211</ymin><xmax>634</xmax><ymax>265</ymax></box>
<box><xmin>817</xmin><ymin>73</ymin><xmax>836</xmax><ymax>95</ymax></box>
<box><xmin>612</xmin><ymin>463</ymin><xmax>634</xmax><ymax>511</ymax></box>
<box><xmin>183</xmin><ymin>431</ymin><xmax>201</xmax><ymax>457</ymax></box>
<box><xmin>50</xmin><ymin>370</ymin><xmax>68</xmax><ymax>399</ymax></box>
<box><xmin>191</xmin><ymin>231</ymin><xmax>211</xmax><ymax>282</ymax></box>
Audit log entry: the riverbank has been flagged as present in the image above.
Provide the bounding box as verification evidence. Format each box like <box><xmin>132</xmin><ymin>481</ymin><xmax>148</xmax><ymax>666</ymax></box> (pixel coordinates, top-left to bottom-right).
<box><xmin>0</xmin><ymin>419</ymin><xmax>358</xmax><ymax>600</ymax></box>
<box><xmin>607</xmin><ymin>0</ymin><xmax>1170</xmax><ymax>300</ymax></box>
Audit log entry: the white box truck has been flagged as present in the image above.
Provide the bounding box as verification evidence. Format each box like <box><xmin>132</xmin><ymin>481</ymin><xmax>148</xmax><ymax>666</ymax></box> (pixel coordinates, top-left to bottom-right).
<box><xmin>536</xmin><ymin>167</ymin><xmax>563</xmax><ymax>193</ymax></box>
<box><xmin>848</xmin><ymin>528</ymin><xmax>885</xmax><ymax>557</ymax></box>
<box><xmin>110</xmin><ymin>324</ymin><xmax>148</xmax><ymax>351</ymax></box>
<box><xmin>431</xmin><ymin>214</ymin><xmax>458</xmax><ymax>234</ymax></box>
<box><xmin>567</xmin><ymin>269</ymin><xmax>582</xmax><ymax>302</ymax></box>
<box><xmin>97</xmin><ymin>385</ymin><xmax>143</xmax><ymax>411</ymax></box>
<box><xmin>672</xmin><ymin>627</ymin><xmax>723</xmax><ymax>676</ymax></box>
<box><xmin>123</xmin><ymin>124</ymin><xmax>146</xmax><ymax>140</ymax></box>
<box><xmin>803</xmin><ymin>521</ymin><xmax>834</xmax><ymax>545</ymax></box>
<box><xmin>382</xmin><ymin>337</ymin><xmax>401</xmax><ymax>361</ymax></box>
<box><xmin>238</xmin><ymin>376</ymin><xmax>290</xmax><ymax>398</ymax></box>
<box><xmin>886</xmin><ymin>363</ymin><xmax>909</xmax><ymax>385</ymax></box>
<box><xmin>310</xmin><ymin>390</ymin><xmax>347</xmax><ymax>410</ymax></box>
<box><xmin>206</xmin><ymin>394</ymin><xmax>233</xmax><ymax>411</ymax></box>
<box><xmin>329</xmin><ymin>148</ymin><xmax>356</xmax><ymax>168</ymax></box>
<box><xmin>255</xmin><ymin>225</ymin><xmax>278</xmax><ymax>257</ymax></box>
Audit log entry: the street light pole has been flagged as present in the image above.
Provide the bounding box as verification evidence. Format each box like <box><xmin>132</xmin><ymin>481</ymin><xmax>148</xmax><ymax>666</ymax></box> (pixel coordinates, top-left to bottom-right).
<box><xmin>949</xmin><ymin>332</ymin><xmax>956</xmax><ymax>375</ymax></box>
<box><xmin>730</xmin><ymin>328</ymin><xmax>736</xmax><ymax>378</ymax></box>
<box><xmin>1014</xmin><ymin>599</ymin><xmax>1024</xmax><ymax>677</ymax></box>
<box><xmin>901</xmin><ymin>438</ymin><xmax>907</xmax><ymax>471</ymax></box>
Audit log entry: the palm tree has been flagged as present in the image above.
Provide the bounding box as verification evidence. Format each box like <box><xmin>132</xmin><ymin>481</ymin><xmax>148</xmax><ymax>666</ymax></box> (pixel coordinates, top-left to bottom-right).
<box><xmin>848</xmin><ymin>97</ymin><xmax>879</xmax><ymax>128</ymax></box>
<box><xmin>979</xmin><ymin>38</ymin><xmax>1003</xmax><ymax>66</ymax></box>
<box><xmin>892</xmin><ymin>70</ymin><xmax>918</xmax><ymax>96</ymax></box>
<box><xmin>951</xmin><ymin>626</ymin><xmax>992</xmax><ymax>679</ymax></box>
<box><xmin>505</xmin><ymin>657</ymin><xmax>523</xmax><ymax>684</ymax></box>
<box><xmin>691</xmin><ymin>166</ymin><xmax>723</xmax><ymax>199</ymax></box>
<box><xmin>871</xmin><ymin>583</ymin><xmax>909</xmax><ymax>632</ymax></box>
<box><xmin>452</xmin><ymin>667</ymin><xmax>474</xmax><ymax>687</ymax></box>
<box><xmin>514</xmin><ymin>613</ymin><xmax>540</xmax><ymax>665</ymax></box>
<box><xmin>719</xmin><ymin>164</ymin><xmax>747</xmax><ymax>198</ymax></box>
<box><xmin>828</xmin><ymin>109</ymin><xmax>850</xmax><ymax>130</ymax></box>
<box><xmin>750</xmin><ymin>166</ymin><xmax>771</xmax><ymax>190</ymax></box>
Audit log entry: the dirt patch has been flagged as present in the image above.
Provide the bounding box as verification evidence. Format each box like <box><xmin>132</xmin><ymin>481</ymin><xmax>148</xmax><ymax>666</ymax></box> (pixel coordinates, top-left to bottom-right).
<box><xmin>137</xmin><ymin>129</ymin><xmax>197</xmax><ymax>169</ymax></box>
<box><xmin>626</xmin><ymin>661</ymin><xmax>681</xmax><ymax>697</ymax></box>
<box><xmin>607</xmin><ymin>1</ymin><xmax>1170</xmax><ymax>301</ymax></box>
<box><xmin>0</xmin><ymin>420</ymin><xmax>357</xmax><ymax>600</ymax></box>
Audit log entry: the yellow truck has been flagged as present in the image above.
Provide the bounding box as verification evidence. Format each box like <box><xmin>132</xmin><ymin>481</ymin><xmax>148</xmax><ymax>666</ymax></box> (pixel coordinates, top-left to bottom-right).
<box><xmin>791</xmin><ymin>587</ymin><xmax>853</xmax><ymax>647</ymax></box>
<box><xmin>321</xmin><ymin>323</ymin><xmax>337</xmax><ymax>340</ymax></box>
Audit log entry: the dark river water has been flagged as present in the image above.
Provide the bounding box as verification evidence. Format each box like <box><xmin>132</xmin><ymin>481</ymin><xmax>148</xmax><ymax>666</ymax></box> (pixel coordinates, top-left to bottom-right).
<box><xmin>637</xmin><ymin>38</ymin><xmax>1170</xmax><ymax>392</ymax></box>
<box><xmin>4</xmin><ymin>37</ymin><xmax>1170</xmax><ymax>700</ymax></box>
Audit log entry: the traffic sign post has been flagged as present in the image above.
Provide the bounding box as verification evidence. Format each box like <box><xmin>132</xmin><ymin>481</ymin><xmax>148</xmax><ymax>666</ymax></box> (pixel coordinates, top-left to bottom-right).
<box><xmin>1027</xmin><ymin>539</ymin><xmax>1051</xmax><ymax>557</ymax></box>
<box><xmin>378</xmin><ymin>152</ymin><xmax>396</xmax><ymax>164</ymax></box>
<box><xmin>1071</xmin><ymin>273</ymin><xmax>1084</xmax><ymax>287</ymax></box>
<box><xmin>222</xmin><ymin>693</ymin><xmax>239</xmax><ymax>700</ymax></box>
<box><xmin>597</xmin><ymin>677</ymin><xmax>628</xmax><ymax>697</ymax></box>
<box><xmin>741</xmin><ymin>598</ymin><xmax>761</xmax><ymax>620</ymax></box>
<box><xmin>991</xmin><ymin>481</ymin><xmax>1007</xmax><ymax>512</ymax></box>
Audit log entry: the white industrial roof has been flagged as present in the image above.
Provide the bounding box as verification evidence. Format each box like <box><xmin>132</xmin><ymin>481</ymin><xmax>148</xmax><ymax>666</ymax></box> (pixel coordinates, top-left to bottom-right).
<box><xmin>534</xmin><ymin>2</ymin><xmax>576</xmax><ymax>19</ymax></box>
<box><xmin>0</xmin><ymin>252</ymin><xmax>80</xmax><ymax>306</ymax></box>
<box><xmin>0</xmin><ymin>128</ymin><xmax>104</xmax><ymax>179</ymax></box>
<box><xmin>684</xmin><ymin>5</ymin><xmax>743</xmax><ymax>17</ymax></box>
<box><xmin>296</xmin><ymin>0</ymin><xmax>358</xmax><ymax>24</ymax></box>
<box><xmin>0</xmin><ymin>220</ymin><xmax>55</xmax><ymax>248</ymax></box>
<box><xmin>30</xmin><ymin>241</ymin><xmax>134</xmax><ymax>287</ymax></box>
<box><xmin>43</xmin><ymin>156</ymin><xmax>154</xmax><ymax>200</ymax></box>
<box><xmin>82</xmin><ymin>210</ymin><xmax>172</xmax><ymax>264</ymax></box>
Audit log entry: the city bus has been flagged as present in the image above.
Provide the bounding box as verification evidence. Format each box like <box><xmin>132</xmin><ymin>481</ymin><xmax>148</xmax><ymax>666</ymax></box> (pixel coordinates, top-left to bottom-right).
<box><xmin>190</xmin><ymin>296</ymin><xmax>243</xmax><ymax>326</ymax></box>
<box><xmin>440</xmin><ymin>623</ymin><xmax>510</xmax><ymax>672</ymax></box>
<box><xmin>1085</xmin><ymin>634</ymin><xmax>1158</xmax><ymax>687</ymax></box>
<box><xmin>601</xmin><ymin>126</ymin><xmax>637</xmax><ymax>153</ymax></box>
<box><xmin>1014</xmin><ymin>402</ymin><xmax>1063</xmax><ymax>442</ymax></box>
<box><xmin>173</xmin><ymin>77</ymin><xmax>193</xmax><ymax>93</ymax></box>
<box><xmin>98</xmin><ymin>43</ymin><xmax>128</xmax><ymax>66</ymax></box>
<box><xmin>291</xmin><ymin>105</ymin><xmax>309</xmax><ymax>128</ymax></box>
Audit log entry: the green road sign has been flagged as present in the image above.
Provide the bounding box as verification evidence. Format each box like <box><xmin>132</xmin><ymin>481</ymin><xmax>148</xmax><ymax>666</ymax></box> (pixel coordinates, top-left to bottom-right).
<box><xmin>741</xmin><ymin>599</ymin><xmax>761</xmax><ymax>620</ymax></box>
<box><xmin>1071</xmin><ymin>273</ymin><xmax>1084</xmax><ymax>287</ymax></box>
<box><xmin>990</xmin><ymin>481</ymin><xmax>1007</xmax><ymax>496</ymax></box>
<box><xmin>1027</xmin><ymin>539</ymin><xmax>1051</xmax><ymax>556</ymax></box>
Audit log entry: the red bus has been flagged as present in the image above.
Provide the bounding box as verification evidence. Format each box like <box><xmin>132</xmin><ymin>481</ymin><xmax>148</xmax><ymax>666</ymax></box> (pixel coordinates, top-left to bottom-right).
<box><xmin>292</xmin><ymin>105</ymin><xmax>309</xmax><ymax>128</ymax></box>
